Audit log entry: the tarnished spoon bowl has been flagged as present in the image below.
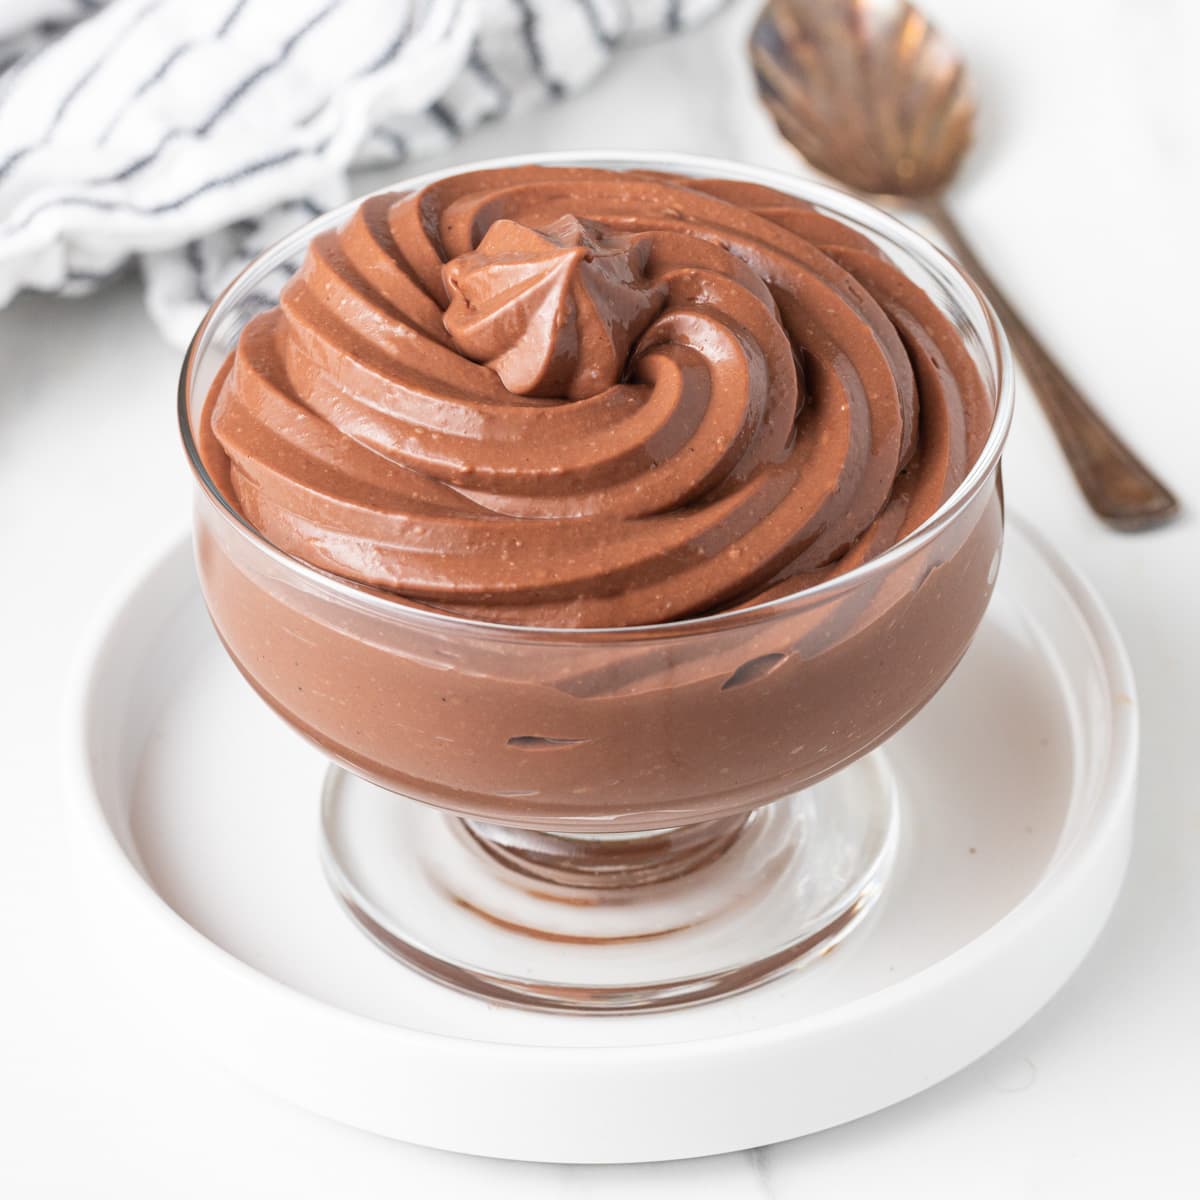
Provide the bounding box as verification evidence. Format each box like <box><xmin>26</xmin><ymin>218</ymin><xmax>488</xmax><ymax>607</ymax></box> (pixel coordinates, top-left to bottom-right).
<box><xmin>752</xmin><ymin>0</ymin><xmax>1178</xmax><ymax>530</ymax></box>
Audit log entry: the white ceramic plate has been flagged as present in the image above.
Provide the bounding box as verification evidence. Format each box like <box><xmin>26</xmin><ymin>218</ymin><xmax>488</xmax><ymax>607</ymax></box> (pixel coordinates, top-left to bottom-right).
<box><xmin>63</xmin><ymin>517</ymin><xmax>1137</xmax><ymax>1163</ymax></box>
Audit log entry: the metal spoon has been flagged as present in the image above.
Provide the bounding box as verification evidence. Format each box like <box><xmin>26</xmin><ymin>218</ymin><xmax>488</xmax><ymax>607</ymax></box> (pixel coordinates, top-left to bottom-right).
<box><xmin>750</xmin><ymin>0</ymin><xmax>1179</xmax><ymax>530</ymax></box>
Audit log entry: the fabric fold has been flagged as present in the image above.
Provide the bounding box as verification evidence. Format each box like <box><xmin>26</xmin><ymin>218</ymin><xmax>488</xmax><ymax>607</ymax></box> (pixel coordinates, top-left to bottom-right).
<box><xmin>0</xmin><ymin>0</ymin><xmax>726</xmax><ymax>344</ymax></box>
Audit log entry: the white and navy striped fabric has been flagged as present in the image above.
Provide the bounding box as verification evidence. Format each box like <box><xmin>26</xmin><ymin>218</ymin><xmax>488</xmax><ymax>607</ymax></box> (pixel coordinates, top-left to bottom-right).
<box><xmin>0</xmin><ymin>0</ymin><xmax>726</xmax><ymax>345</ymax></box>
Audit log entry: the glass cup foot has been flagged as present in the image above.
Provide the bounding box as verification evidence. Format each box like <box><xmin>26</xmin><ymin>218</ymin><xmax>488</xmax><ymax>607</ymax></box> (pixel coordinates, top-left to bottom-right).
<box><xmin>320</xmin><ymin>758</ymin><xmax>900</xmax><ymax>1013</ymax></box>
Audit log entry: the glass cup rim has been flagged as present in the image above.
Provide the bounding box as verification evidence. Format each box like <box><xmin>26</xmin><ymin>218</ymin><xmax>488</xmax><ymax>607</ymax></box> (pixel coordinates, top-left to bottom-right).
<box><xmin>179</xmin><ymin>149</ymin><xmax>1015</xmax><ymax>642</ymax></box>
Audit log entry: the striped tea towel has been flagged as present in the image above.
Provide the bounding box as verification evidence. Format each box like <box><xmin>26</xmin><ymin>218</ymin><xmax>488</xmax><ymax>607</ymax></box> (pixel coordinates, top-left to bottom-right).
<box><xmin>0</xmin><ymin>0</ymin><xmax>726</xmax><ymax>346</ymax></box>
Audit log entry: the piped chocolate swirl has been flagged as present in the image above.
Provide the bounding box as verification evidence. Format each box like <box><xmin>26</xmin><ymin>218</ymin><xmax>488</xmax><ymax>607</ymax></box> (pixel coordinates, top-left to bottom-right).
<box><xmin>205</xmin><ymin>166</ymin><xmax>991</xmax><ymax>627</ymax></box>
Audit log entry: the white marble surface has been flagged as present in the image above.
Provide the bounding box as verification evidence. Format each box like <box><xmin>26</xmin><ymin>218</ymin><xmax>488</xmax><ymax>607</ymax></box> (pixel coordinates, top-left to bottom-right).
<box><xmin>2</xmin><ymin>1</ymin><xmax>1198</xmax><ymax>1194</ymax></box>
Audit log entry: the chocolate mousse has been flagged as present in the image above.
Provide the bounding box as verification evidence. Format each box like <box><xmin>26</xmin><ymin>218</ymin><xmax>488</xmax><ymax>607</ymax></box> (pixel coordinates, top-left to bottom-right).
<box><xmin>202</xmin><ymin>166</ymin><xmax>992</xmax><ymax>629</ymax></box>
<box><xmin>190</xmin><ymin>165</ymin><xmax>1004</xmax><ymax>829</ymax></box>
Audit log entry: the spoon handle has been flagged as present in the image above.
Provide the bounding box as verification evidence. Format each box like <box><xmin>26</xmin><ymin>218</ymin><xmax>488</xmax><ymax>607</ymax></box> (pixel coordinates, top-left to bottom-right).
<box><xmin>918</xmin><ymin>197</ymin><xmax>1178</xmax><ymax>530</ymax></box>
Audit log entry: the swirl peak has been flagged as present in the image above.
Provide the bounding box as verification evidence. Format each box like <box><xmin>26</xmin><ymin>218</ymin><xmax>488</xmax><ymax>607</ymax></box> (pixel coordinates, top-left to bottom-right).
<box><xmin>442</xmin><ymin>215</ymin><xmax>666</xmax><ymax>400</ymax></box>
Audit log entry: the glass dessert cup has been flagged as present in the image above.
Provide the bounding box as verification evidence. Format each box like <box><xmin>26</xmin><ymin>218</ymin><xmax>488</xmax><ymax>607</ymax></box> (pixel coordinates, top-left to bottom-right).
<box><xmin>180</xmin><ymin>152</ymin><xmax>1013</xmax><ymax>1013</ymax></box>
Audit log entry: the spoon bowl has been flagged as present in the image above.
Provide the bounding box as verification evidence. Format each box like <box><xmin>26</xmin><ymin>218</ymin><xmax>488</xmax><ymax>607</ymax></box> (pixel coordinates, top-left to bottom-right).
<box><xmin>751</xmin><ymin>0</ymin><xmax>973</xmax><ymax>198</ymax></box>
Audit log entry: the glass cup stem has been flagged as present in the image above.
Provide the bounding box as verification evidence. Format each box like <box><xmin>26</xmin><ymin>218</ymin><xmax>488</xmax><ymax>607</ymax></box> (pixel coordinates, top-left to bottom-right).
<box><xmin>460</xmin><ymin>816</ymin><xmax>750</xmax><ymax>890</ymax></box>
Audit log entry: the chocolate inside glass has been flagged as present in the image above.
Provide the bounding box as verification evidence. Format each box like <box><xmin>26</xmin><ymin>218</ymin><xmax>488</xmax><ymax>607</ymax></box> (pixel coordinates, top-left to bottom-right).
<box><xmin>183</xmin><ymin>158</ymin><xmax>1011</xmax><ymax>1010</ymax></box>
